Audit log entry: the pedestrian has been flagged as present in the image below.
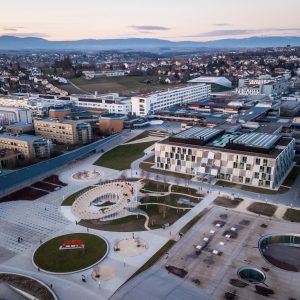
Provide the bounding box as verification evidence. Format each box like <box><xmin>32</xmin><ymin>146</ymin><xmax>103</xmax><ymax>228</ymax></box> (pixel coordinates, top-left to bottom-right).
<box><xmin>45</xmin><ymin>207</ymin><xmax>47</xmax><ymax>211</ymax></box>
<box><xmin>87</xmin><ymin>228</ymin><xmax>89</xmax><ymax>232</ymax></box>
<box><xmin>40</xmin><ymin>239</ymin><xmax>42</xmax><ymax>244</ymax></box>
<box><xmin>132</xmin><ymin>232</ymin><xmax>135</xmax><ymax>239</ymax></box>
<box><xmin>38</xmin><ymin>268</ymin><xmax>40</xmax><ymax>272</ymax></box>
<box><xmin>75</xmin><ymin>221</ymin><xmax>78</xmax><ymax>225</ymax></box>
<box><xmin>98</xmin><ymin>280</ymin><xmax>101</xmax><ymax>288</ymax></box>
<box><xmin>123</xmin><ymin>258</ymin><xmax>126</xmax><ymax>267</ymax></box>
<box><xmin>50</xmin><ymin>284</ymin><xmax>53</xmax><ymax>289</ymax></box>
<box><xmin>169</xmin><ymin>231</ymin><xmax>172</xmax><ymax>237</ymax></box>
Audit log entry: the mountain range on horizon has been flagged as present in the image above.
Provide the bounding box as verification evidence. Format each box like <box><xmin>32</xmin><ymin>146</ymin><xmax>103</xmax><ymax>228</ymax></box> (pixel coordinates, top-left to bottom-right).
<box><xmin>0</xmin><ymin>35</ymin><xmax>300</xmax><ymax>51</ymax></box>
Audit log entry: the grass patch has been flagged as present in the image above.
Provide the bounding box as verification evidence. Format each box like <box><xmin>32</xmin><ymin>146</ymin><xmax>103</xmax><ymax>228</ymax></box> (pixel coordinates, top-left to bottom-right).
<box><xmin>59</xmin><ymin>76</ymin><xmax>184</xmax><ymax>96</ymax></box>
<box><xmin>126</xmin><ymin>131</ymin><xmax>150</xmax><ymax>143</ymax></box>
<box><xmin>0</xmin><ymin>274</ymin><xmax>55</xmax><ymax>300</ymax></box>
<box><xmin>140</xmin><ymin>162</ymin><xmax>193</xmax><ymax>179</ymax></box>
<box><xmin>282</xmin><ymin>166</ymin><xmax>300</xmax><ymax>187</ymax></box>
<box><xmin>141</xmin><ymin>179</ymin><xmax>170</xmax><ymax>192</ymax></box>
<box><xmin>141</xmin><ymin>194</ymin><xmax>200</xmax><ymax>206</ymax></box>
<box><xmin>214</xmin><ymin>196</ymin><xmax>243</xmax><ymax>208</ymax></box>
<box><xmin>61</xmin><ymin>187</ymin><xmax>90</xmax><ymax>206</ymax></box>
<box><xmin>128</xmin><ymin>240</ymin><xmax>176</xmax><ymax>281</ymax></box>
<box><xmin>180</xmin><ymin>209</ymin><xmax>208</xmax><ymax>234</ymax></box>
<box><xmin>171</xmin><ymin>185</ymin><xmax>199</xmax><ymax>197</ymax></box>
<box><xmin>143</xmin><ymin>155</ymin><xmax>155</xmax><ymax>163</ymax></box>
<box><xmin>215</xmin><ymin>180</ymin><xmax>289</xmax><ymax>195</ymax></box>
<box><xmin>94</xmin><ymin>142</ymin><xmax>154</xmax><ymax>170</ymax></box>
<box><xmin>247</xmin><ymin>202</ymin><xmax>277</xmax><ymax>217</ymax></box>
<box><xmin>33</xmin><ymin>233</ymin><xmax>107</xmax><ymax>273</ymax></box>
<box><xmin>283</xmin><ymin>208</ymin><xmax>300</xmax><ymax>222</ymax></box>
<box><xmin>79</xmin><ymin>215</ymin><xmax>147</xmax><ymax>232</ymax></box>
<box><xmin>141</xmin><ymin>204</ymin><xmax>188</xmax><ymax>229</ymax></box>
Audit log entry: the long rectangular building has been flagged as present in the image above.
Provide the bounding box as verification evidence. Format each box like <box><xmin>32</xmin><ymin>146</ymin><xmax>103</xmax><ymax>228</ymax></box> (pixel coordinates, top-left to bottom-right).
<box><xmin>155</xmin><ymin>127</ymin><xmax>295</xmax><ymax>189</ymax></box>
<box><xmin>131</xmin><ymin>84</ymin><xmax>211</xmax><ymax>116</ymax></box>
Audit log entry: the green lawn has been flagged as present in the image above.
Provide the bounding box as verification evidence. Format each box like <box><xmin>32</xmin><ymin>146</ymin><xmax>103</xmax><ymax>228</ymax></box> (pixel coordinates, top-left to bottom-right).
<box><xmin>125</xmin><ymin>131</ymin><xmax>150</xmax><ymax>143</ymax></box>
<box><xmin>283</xmin><ymin>208</ymin><xmax>300</xmax><ymax>222</ymax></box>
<box><xmin>282</xmin><ymin>166</ymin><xmax>300</xmax><ymax>187</ymax></box>
<box><xmin>171</xmin><ymin>185</ymin><xmax>200</xmax><ymax>197</ymax></box>
<box><xmin>79</xmin><ymin>215</ymin><xmax>147</xmax><ymax>232</ymax></box>
<box><xmin>33</xmin><ymin>233</ymin><xmax>107</xmax><ymax>273</ymax></box>
<box><xmin>141</xmin><ymin>179</ymin><xmax>170</xmax><ymax>192</ymax></box>
<box><xmin>94</xmin><ymin>142</ymin><xmax>154</xmax><ymax>170</ymax></box>
<box><xmin>247</xmin><ymin>202</ymin><xmax>277</xmax><ymax>217</ymax></box>
<box><xmin>215</xmin><ymin>180</ymin><xmax>289</xmax><ymax>195</ymax></box>
<box><xmin>61</xmin><ymin>187</ymin><xmax>90</xmax><ymax>206</ymax></box>
<box><xmin>59</xmin><ymin>76</ymin><xmax>184</xmax><ymax>96</ymax></box>
<box><xmin>141</xmin><ymin>193</ymin><xmax>200</xmax><ymax>207</ymax></box>
<box><xmin>141</xmin><ymin>204</ymin><xmax>187</xmax><ymax>229</ymax></box>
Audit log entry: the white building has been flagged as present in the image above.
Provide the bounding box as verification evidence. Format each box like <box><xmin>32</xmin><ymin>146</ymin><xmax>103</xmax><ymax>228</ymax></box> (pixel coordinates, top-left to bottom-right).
<box><xmin>237</xmin><ymin>74</ymin><xmax>290</xmax><ymax>97</ymax></box>
<box><xmin>131</xmin><ymin>84</ymin><xmax>211</xmax><ymax>116</ymax></box>
<box><xmin>0</xmin><ymin>106</ymin><xmax>32</xmax><ymax>125</ymax></box>
<box><xmin>188</xmin><ymin>76</ymin><xmax>232</xmax><ymax>89</ymax></box>
<box><xmin>73</xmin><ymin>93</ymin><xmax>131</xmax><ymax>115</ymax></box>
<box><xmin>155</xmin><ymin>127</ymin><xmax>295</xmax><ymax>189</ymax></box>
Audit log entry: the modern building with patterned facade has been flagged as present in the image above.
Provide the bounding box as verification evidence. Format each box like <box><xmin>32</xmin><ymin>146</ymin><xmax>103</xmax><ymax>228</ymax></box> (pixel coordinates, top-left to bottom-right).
<box><xmin>155</xmin><ymin>127</ymin><xmax>295</xmax><ymax>189</ymax></box>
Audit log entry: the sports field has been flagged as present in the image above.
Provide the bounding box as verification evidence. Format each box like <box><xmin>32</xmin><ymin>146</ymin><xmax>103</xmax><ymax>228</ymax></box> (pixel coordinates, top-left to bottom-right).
<box><xmin>58</xmin><ymin>75</ymin><xmax>184</xmax><ymax>96</ymax></box>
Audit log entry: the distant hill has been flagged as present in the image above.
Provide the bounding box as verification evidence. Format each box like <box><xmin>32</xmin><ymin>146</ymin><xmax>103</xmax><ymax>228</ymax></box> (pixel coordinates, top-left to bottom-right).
<box><xmin>0</xmin><ymin>35</ymin><xmax>299</xmax><ymax>51</ymax></box>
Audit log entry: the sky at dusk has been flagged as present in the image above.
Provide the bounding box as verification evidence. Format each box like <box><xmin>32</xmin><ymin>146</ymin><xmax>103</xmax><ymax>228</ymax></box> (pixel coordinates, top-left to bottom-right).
<box><xmin>1</xmin><ymin>0</ymin><xmax>300</xmax><ymax>41</ymax></box>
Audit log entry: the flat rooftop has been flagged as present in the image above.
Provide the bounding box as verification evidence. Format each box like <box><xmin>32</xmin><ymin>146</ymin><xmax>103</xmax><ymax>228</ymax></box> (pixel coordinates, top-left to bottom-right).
<box><xmin>232</xmin><ymin>133</ymin><xmax>281</xmax><ymax>150</ymax></box>
<box><xmin>0</xmin><ymin>133</ymin><xmax>40</xmax><ymax>142</ymax></box>
<box><xmin>174</xmin><ymin>127</ymin><xmax>223</xmax><ymax>142</ymax></box>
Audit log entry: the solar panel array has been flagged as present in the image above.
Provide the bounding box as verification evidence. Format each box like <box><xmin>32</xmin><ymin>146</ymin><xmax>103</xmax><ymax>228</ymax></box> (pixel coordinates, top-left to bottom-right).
<box><xmin>232</xmin><ymin>133</ymin><xmax>280</xmax><ymax>149</ymax></box>
<box><xmin>174</xmin><ymin>127</ymin><xmax>222</xmax><ymax>141</ymax></box>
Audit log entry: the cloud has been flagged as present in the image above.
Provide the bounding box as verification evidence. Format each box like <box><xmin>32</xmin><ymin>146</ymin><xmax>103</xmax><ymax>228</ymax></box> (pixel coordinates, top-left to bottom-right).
<box><xmin>212</xmin><ymin>23</ymin><xmax>232</xmax><ymax>27</ymax></box>
<box><xmin>2</xmin><ymin>26</ymin><xmax>24</xmax><ymax>32</ymax></box>
<box><xmin>4</xmin><ymin>32</ymin><xmax>49</xmax><ymax>38</ymax></box>
<box><xmin>129</xmin><ymin>25</ymin><xmax>170</xmax><ymax>31</ymax></box>
<box><xmin>184</xmin><ymin>28</ymin><xmax>300</xmax><ymax>38</ymax></box>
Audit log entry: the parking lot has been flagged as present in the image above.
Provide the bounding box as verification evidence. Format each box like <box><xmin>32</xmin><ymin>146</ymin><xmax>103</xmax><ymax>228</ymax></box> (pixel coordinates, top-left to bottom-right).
<box><xmin>157</xmin><ymin>206</ymin><xmax>300</xmax><ymax>300</ymax></box>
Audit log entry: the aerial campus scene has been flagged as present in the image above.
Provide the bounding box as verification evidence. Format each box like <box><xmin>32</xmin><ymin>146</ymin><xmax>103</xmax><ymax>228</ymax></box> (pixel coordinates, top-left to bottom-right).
<box><xmin>1</xmin><ymin>1</ymin><xmax>300</xmax><ymax>300</ymax></box>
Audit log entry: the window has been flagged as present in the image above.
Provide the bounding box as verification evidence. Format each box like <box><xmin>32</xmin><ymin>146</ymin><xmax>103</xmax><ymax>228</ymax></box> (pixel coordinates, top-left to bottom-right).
<box><xmin>254</xmin><ymin>172</ymin><xmax>259</xmax><ymax>179</ymax></box>
<box><xmin>245</xmin><ymin>178</ymin><xmax>250</xmax><ymax>184</ymax></box>
<box><xmin>246</xmin><ymin>164</ymin><xmax>251</xmax><ymax>171</ymax></box>
<box><xmin>256</xmin><ymin>158</ymin><xmax>261</xmax><ymax>165</ymax></box>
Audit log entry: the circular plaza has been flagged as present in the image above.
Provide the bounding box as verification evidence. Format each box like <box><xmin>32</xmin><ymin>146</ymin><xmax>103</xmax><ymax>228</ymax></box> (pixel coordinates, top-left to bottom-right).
<box><xmin>72</xmin><ymin>170</ymin><xmax>101</xmax><ymax>181</ymax></box>
<box><xmin>71</xmin><ymin>181</ymin><xmax>139</xmax><ymax>221</ymax></box>
<box><xmin>33</xmin><ymin>233</ymin><xmax>108</xmax><ymax>273</ymax></box>
<box><xmin>259</xmin><ymin>234</ymin><xmax>300</xmax><ymax>272</ymax></box>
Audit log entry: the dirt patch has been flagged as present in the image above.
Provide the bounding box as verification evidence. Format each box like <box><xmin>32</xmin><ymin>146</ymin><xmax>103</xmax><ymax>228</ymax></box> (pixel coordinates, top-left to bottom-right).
<box><xmin>0</xmin><ymin>274</ymin><xmax>54</xmax><ymax>300</ymax></box>
<box><xmin>31</xmin><ymin>181</ymin><xmax>59</xmax><ymax>192</ymax></box>
<box><xmin>229</xmin><ymin>278</ymin><xmax>249</xmax><ymax>288</ymax></box>
<box><xmin>43</xmin><ymin>175</ymin><xmax>67</xmax><ymax>186</ymax></box>
<box><xmin>255</xmin><ymin>285</ymin><xmax>274</xmax><ymax>296</ymax></box>
<box><xmin>0</xmin><ymin>187</ymin><xmax>48</xmax><ymax>202</ymax></box>
<box><xmin>247</xmin><ymin>202</ymin><xmax>277</xmax><ymax>217</ymax></box>
<box><xmin>165</xmin><ymin>265</ymin><xmax>187</xmax><ymax>278</ymax></box>
<box><xmin>214</xmin><ymin>197</ymin><xmax>243</xmax><ymax>208</ymax></box>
